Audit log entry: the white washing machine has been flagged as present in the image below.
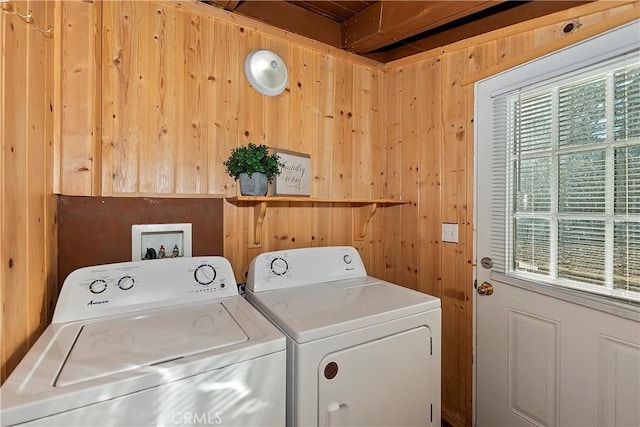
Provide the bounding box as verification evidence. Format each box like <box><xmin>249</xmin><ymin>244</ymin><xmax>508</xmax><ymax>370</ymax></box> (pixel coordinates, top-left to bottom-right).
<box><xmin>245</xmin><ymin>246</ymin><xmax>441</xmax><ymax>427</ymax></box>
<box><xmin>1</xmin><ymin>256</ymin><xmax>285</xmax><ymax>426</ymax></box>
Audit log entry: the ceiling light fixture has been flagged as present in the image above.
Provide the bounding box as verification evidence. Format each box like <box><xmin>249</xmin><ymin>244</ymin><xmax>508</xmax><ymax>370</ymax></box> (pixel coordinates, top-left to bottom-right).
<box><xmin>244</xmin><ymin>49</ymin><xmax>288</xmax><ymax>96</ymax></box>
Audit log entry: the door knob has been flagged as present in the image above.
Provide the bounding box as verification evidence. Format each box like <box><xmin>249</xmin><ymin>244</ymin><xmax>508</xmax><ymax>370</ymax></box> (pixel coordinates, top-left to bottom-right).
<box><xmin>477</xmin><ymin>282</ymin><xmax>494</xmax><ymax>296</ymax></box>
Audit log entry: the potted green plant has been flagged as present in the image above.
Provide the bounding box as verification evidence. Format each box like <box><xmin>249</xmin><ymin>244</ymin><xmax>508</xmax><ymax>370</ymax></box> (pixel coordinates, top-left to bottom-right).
<box><xmin>224</xmin><ymin>143</ymin><xmax>281</xmax><ymax>196</ymax></box>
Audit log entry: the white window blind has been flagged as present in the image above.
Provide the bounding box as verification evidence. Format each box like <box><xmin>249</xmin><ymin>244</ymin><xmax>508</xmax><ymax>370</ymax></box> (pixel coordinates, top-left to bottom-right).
<box><xmin>490</xmin><ymin>53</ymin><xmax>640</xmax><ymax>303</ymax></box>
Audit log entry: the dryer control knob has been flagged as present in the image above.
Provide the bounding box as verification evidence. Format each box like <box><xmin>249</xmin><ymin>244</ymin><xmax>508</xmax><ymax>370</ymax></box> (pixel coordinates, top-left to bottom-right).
<box><xmin>270</xmin><ymin>257</ymin><xmax>289</xmax><ymax>276</ymax></box>
<box><xmin>89</xmin><ymin>279</ymin><xmax>108</xmax><ymax>294</ymax></box>
<box><xmin>343</xmin><ymin>254</ymin><xmax>352</xmax><ymax>264</ymax></box>
<box><xmin>194</xmin><ymin>264</ymin><xmax>216</xmax><ymax>285</ymax></box>
<box><xmin>118</xmin><ymin>275</ymin><xmax>135</xmax><ymax>290</ymax></box>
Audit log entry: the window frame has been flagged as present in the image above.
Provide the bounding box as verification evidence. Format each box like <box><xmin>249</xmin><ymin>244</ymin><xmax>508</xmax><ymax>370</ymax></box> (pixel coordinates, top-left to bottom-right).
<box><xmin>502</xmin><ymin>59</ymin><xmax>640</xmax><ymax>302</ymax></box>
<box><xmin>474</xmin><ymin>20</ymin><xmax>640</xmax><ymax>315</ymax></box>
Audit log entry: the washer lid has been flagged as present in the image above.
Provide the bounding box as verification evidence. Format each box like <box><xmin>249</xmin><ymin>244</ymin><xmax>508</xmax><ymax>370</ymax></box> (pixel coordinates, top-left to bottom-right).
<box><xmin>56</xmin><ymin>301</ymin><xmax>247</xmax><ymax>386</ymax></box>
<box><xmin>246</xmin><ymin>277</ymin><xmax>441</xmax><ymax>343</ymax></box>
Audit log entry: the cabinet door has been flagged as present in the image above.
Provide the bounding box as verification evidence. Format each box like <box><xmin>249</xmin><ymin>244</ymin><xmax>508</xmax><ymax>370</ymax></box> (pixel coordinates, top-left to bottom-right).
<box><xmin>318</xmin><ymin>327</ymin><xmax>432</xmax><ymax>426</ymax></box>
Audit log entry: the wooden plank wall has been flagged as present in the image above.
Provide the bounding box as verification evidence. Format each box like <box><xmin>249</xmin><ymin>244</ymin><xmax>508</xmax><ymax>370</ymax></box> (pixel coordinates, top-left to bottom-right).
<box><xmin>2</xmin><ymin>1</ymin><xmax>635</xmax><ymax>421</ymax></box>
<box><xmin>55</xmin><ymin>0</ymin><xmax>101</xmax><ymax>196</ymax></box>
<box><xmin>98</xmin><ymin>1</ymin><xmax>388</xmax><ymax>280</ymax></box>
<box><xmin>1</xmin><ymin>0</ymin><xmax>57</xmax><ymax>382</ymax></box>
<box><xmin>383</xmin><ymin>2</ymin><xmax>639</xmax><ymax>426</ymax></box>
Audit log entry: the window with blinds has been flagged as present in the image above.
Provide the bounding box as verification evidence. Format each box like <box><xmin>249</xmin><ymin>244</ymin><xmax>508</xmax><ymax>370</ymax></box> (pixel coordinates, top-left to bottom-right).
<box><xmin>491</xmin><ymin>54</ymin><xmax>640</xmax><ymax>302</ymax></box>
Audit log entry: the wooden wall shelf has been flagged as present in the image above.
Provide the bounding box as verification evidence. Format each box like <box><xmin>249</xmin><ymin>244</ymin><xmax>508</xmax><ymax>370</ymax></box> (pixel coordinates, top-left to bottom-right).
<box><xmin>226</xmin><ymin>196</ymin><xmax>409</xmax><ymax>246</ymax></box>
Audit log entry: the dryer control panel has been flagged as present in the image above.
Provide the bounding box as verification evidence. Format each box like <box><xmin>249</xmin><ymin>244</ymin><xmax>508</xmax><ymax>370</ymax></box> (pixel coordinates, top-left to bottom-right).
<box><xmin>53</xmin><ymin>257</ymin><xmax>238</xmax><ymax>323</ymax></box>
<box><xmin>246</xmin><ymin>246</ymin><xmax>367</xmax><ymax>292</ymax></box>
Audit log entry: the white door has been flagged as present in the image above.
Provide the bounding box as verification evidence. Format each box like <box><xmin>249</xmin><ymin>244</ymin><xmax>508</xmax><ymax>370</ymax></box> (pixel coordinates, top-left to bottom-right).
<box><xmin>475</xmin><ymin>21</ymin><xmax>640</xmax><ymax>427</ymax></box>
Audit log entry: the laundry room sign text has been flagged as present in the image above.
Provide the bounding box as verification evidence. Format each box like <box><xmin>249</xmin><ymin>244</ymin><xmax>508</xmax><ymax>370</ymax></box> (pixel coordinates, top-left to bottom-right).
<box><xmin>273</xmin><ymin>149</ymin><xmax>311</xmax><ymax>196</ymax></box>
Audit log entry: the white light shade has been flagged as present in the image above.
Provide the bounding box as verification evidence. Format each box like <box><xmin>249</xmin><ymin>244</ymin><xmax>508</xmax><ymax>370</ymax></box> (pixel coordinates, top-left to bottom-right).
<box><xmin>244</xmin><ymin>49</ymin><xmax>288</xmax><ymax>96</ymax></box>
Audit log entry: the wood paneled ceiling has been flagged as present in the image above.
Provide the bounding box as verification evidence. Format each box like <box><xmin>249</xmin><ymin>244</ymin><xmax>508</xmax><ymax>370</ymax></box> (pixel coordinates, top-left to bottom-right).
<box><xmin>203</xmin><ymin>1</ymin><xmax>591</xmax><ymax>62</ymax></box>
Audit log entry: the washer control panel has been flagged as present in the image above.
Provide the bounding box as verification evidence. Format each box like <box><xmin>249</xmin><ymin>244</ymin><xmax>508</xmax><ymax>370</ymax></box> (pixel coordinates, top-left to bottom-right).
<box><xmin>246</xmin><ymin>246</ymin><xmax>367</xmax><ymax>292</ymax></box>
<box><xmin>53</xmin><ymin>257</ymin><xmax>238</xmax><ymax>323</ymax></box>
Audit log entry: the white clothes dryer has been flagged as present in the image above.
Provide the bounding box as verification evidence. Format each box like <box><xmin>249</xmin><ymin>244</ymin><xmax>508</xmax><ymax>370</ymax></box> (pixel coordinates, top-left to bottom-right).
<box><xmin>245</xmin><ymin>246</ymin><xmax>441</xmax><ymax>427</ymax></box>
<box><xmin>1</xmin><ymin>257</ymin><xmax>285</xmax><ymax>427</ymax></box>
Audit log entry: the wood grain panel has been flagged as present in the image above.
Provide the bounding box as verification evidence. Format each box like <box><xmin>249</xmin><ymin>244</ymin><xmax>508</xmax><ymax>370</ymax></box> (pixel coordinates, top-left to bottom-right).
<box><xmin>0</xmin><ymin>9</ymin><xmax>4</xmax><ymax>357</ymax></box>
<box><xmin>205</xmin><ymin>16</ymin><xmax>226</xmax><ymax>196</ymax></box>
<box><xmin>417</xmin><ymin>57</ymin><xmax>442</xmax><ymax>298</ymax></box>
<box><xmin>419</xmin><ymin>58</ymin><xmax>444</xmax><ymax>296</ymax></box>
<box><xmin>400</xmin><ymin>63</ymin><xmax>420</xmax><ymax>292</ymax></box>
<box><xmin>104</xmin><ymin>0</ymin><xmax>138</xmax><ymax>194</ymax></box>
<box><xmin>218</xmin><ymin>20</ymin><xmax>243</xmax><ymax>273</ymax></box>
<box><xmin>100</xmin><ymin>1</ymin><xmax>115</xmax><ymax>196</ymax></box>
<box><xmin>328</xmin><ymin>58</ymin><xmax>354</xmax><ymax>249</ymax></box>
<box><xmin>311</xmin><ymin>51</ymin><xmax>335</xmax><ymax>247</ymax></box>
<box><xmin>26</xmin><ymin>0</ymin><xmax>48</xmax><ymax>345</ymax></box>
<box><xmin>176</xmin><ymin>8</ymin><xmax>207</xmax><ymax>194</ymax></box>
<box><xmin>287</xmin><ymin>44</ymin><xmax>314</xmax><ymax>249</ymax></box>
<box><xmin>238</xmin><ymin>24</ymin><xmax>265</xmax><ymax>270</ymax></box>
<box><xmin>260</xmin><ymin>37</ymin><xmax>290</xmax><ymax>258</ymax></box>
<box><xmin>351</xmin><ymin>64</ymin><xmax>373</xmax><ymax>263</ymax></box>
<box><xmin>440</xmin><ymin>47</ymin><xmax>470</xmax><ymax>426</ymax></box>
<box><xmin>383</xmin><ymin>68</ymin><xmax>402</xmax><ymax>285</ymax></box>
<box><xmin>138</xmin><ymin>2</ymin><xmax>175</xmax><ymax>194</ymax></box>
<box><xmin>1</xmin><ymin>0</ymin><xmax>56</xmax><ymax>383</ymax></box>
<box><xmin>368</xmin><ymin>67</ymin><xmax>386</xmax><ymax>278</ymax></box>
<box><xmin>3</xmin><ymin>2</ymin><xmax>30</xmax><ymax>381</ymax></box>
<box><xmin>496</xmin><ymin>32</ymin><xmax>533</xmax><ymax>65</ymax></box>
<box><xmin>58</xmin><ymin>0</ymin><xmax>101</xmax><ymax>196</ymax></box>
<box><xmin>44</xmin><ymin>0</ymin><xmax>58</xmax><ymax>349</ymax></box>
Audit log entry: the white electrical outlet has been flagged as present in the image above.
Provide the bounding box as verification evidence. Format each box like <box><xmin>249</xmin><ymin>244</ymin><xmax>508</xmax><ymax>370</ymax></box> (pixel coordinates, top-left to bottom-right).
<box><xmin>131</xmin><ymin>223</ymin><xmax>193</xmax><ymax>261</ymax></box>
<box><xmin>442</xmin><ymin>223</ymin><xmax>459</xmax><ymax>243</ymax></box>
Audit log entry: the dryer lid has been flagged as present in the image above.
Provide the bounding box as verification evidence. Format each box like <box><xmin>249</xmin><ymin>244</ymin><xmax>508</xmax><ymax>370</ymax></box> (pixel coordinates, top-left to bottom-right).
<box><xmin>247</xmin><ymin>277</ymin><xmax>440</xmax><ymax>343</ymax></box>
<box><xmin>55</xmin><ymin>302</ymin><xmax>247</xmax><ymax>386</ymax></box>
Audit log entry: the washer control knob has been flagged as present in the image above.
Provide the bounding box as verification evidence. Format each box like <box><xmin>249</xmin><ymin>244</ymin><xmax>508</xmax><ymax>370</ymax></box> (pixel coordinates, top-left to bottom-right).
<box><xmin>194</xmin><ymin>264</ymin><xmax>216</xmax><ymax>285</ymax></box>
<box><xmin>270</xmin><ymin>257</ymin><xmax>289</xmax><ymax>276</ymax></box>
<box><xmin>89</xmin><ymin>279</ymin><xmax>108</xmax><ymax>294</ymax></box>
<box><xmin>343</xmin><ymin>254</ymin><xmax>352</xmax><ymax>265</ymax></box>
<box><xmin>118</xmin><ymin>275</ymin><xmax>135</xmax><ymax>290</ymax></box>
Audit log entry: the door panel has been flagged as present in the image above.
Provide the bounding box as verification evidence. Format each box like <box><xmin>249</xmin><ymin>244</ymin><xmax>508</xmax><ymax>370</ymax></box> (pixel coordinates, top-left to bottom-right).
<box><xmin>507</xmin><ymin>310</ymin><xmax>559</xmax><ymax>426</ymax></box>
<box><xmin>601</xmin><ymin>336</ymin><xmax>640</xmax><ymax>426</ymax></box>
<box><xmin>476</xmin><ymin>276</ymin><xmax>640</xmax><ymax>426</ymax></box>
<box><xmin>476</xmin><ymin>280</ymin><xmax>559</xmax><ymax>427</ymax></box>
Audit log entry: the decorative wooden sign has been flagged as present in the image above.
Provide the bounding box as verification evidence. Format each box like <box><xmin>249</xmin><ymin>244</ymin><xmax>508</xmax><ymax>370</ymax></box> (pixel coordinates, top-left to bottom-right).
<box><xmin>273</xmin><ymin>149</ymin><xmax>311</xmax><ymax>196</ymax></box>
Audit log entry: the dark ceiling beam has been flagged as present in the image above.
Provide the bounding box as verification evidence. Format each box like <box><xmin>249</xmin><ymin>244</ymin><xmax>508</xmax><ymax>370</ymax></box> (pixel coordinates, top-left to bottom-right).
<box><xmin>342</xmin><ymin>0</ymin><xmax>506</xmax><ymax>54</ymax></box>
<box><xmin>224</xmin><ymin>1</ymin><xmax>342</xmax><ymax>48</ymax></box>
<box><xmin>376</xmin><ymin>1</ymin><xmax>591</xmax><ymax>62</ymax></box>
<box><xmin>206</xmin><ymin>1</ymin><xmax>242</xmax><ymax>11</ymax></box>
